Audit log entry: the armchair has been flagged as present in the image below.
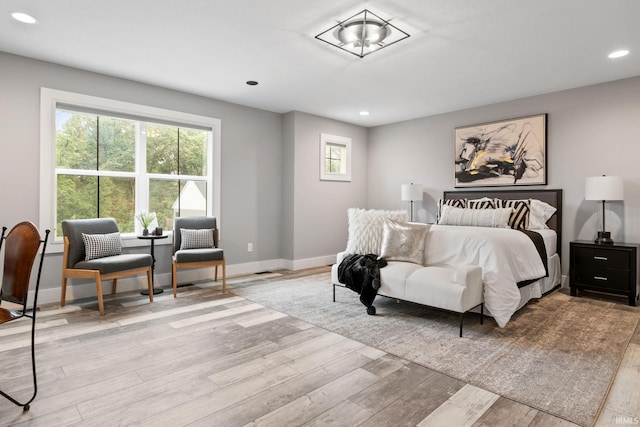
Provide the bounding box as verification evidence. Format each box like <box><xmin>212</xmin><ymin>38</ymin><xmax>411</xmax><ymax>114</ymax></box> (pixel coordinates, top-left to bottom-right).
<box><xmin>172</xmin><ymin>216</ymin><xmax>226</xmax><ymax>297</ymax></box>
<box><xmin>61</xmin><ymin>218</ymin><xmax>153</xmax><ymax>315</ymax></box>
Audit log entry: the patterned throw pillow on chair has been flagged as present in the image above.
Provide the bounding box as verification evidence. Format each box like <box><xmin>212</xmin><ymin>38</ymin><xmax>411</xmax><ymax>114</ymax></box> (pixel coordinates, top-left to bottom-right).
<box><xmin>82</xmin><ymin>232</ymin><xmax>123</xmax><ymax>261</ymax></box>
<box><xmin>180</xmin><ymin>228</ymin><xmax>214</xmax><ymax>250</ymax></box>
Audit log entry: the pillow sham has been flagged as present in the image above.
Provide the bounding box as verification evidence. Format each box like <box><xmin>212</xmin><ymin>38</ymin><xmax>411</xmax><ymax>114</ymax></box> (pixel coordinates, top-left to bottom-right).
<box><xmin>82</xmin><ymin>232</ymin><xmax>122</xmax><ymax>261</ymax></box>
<box><xmin>529</xmin><ymin>199</ymin><xmax>556</xmax><ymax>230</ymax></box>
<box><xmin>180</xmin><ymin>228</ymin><xmax>215</xmax><ymax>250</ymax></box>
<box><xmin>346</xmin><ymin>208</ymin><xmax>408</xmax><ymax>255</ymax></box>
<box><xmin>497</xmin><ymin>199</ymin><xmax>530</xmax><ymax>230</ymax></box>
<box><xmin>438</xmin><ymin>205</ymin><xmax>512</xmax><ymax>228</ymax></box>
<box><xmin>467</xmin><ymin>197</ymin><xmax>496</xmax><ymax>209</ymax></box>
<box><xmin>380</xmin><ymin>219</ymin><xmax>431</xmax><ymax>265</ymax></box>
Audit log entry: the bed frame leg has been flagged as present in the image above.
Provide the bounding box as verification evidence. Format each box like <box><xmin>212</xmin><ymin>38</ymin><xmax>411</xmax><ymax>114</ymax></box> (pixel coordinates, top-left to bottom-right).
<box><xmin>480</xmin><ymin>303</ymin><xmax>484</xmax><ymax>325</ymax></box>
<box><xmin>332</xmin><ymin>283</ymin><xmax>335</xmax><ymax>302</ymax></box>
<box><xmin>459</xmin><ymin>313</ymin><xmax>464</xmax><ymax>337</ymax></box>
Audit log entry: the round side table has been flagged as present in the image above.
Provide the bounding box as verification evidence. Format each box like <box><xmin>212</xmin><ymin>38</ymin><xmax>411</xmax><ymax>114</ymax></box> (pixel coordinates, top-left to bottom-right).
<box><xmin>137</xmin><ymin>234</ymin><xmax>168</xmax><ymax>295</ymax></box>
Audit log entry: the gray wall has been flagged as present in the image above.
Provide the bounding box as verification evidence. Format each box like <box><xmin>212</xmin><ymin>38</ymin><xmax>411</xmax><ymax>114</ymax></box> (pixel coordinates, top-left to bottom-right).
<box><xmin>368</xmin><ymin>76</ymin><xmax>640</xmax><ymax>270</ymax></box>
<box><xmin>0</xmin><ymin>51</ymin><xmax>285</xmax><ymax>297</ymax></box>
<box><xmin>284</xmin><ymin>111</ymin><xmax>368</xmax><ymax>266</ymax></box>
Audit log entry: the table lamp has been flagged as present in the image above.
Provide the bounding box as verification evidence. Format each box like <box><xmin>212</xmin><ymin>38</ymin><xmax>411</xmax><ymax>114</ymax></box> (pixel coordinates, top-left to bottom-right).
<box><xmin>401</xmin><ymin>183</ymin><xmax>423</xmax><ymax>221</ymax></box>
<box><xmin>585</xmin><ymin>175</ymin><xmax>624</xmax><ymax>244</ymax></box>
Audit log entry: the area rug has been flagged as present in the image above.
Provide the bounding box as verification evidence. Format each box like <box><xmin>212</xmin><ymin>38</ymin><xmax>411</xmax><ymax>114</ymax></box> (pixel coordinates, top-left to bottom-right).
<box><xmin>231</xmin><ymin>272</ymin><xmax>640</xmax><ymax>427</ymax></box>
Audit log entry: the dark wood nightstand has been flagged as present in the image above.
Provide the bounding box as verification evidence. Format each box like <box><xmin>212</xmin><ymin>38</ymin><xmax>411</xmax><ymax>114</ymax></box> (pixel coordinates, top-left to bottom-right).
<box><xmin>570</xmin><ymin>240</ymin><xmax>639</xmax><ymax>306</ymax></box>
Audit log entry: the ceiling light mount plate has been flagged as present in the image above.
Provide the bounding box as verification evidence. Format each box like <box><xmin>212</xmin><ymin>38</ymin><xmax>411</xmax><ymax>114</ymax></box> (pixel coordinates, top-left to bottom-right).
<box><xmin>315</xmin><ymin>9</ymin><xmax>409</xmax><ymax>58</ymax></box>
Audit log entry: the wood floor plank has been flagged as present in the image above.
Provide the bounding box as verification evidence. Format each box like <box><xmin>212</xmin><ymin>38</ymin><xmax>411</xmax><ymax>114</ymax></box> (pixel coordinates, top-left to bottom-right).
<box><xmin>245</xmin><ymin>368</ymin><xmax>380</xmax><ymax>427</ymax></box>
<box><xmin>416</xmin><ymin>384</ymin><xmax>500</xmax><ymax>427</ymax></box>
<box><xmin>472</xmin><ymin>396</ymin><xmax>539</xmax><ymax>427</ymax></box>
<box><xmin>188</xmin><ymin>352</ymin><xmax>377</xmax><ymax>427</ymax></box>
<box><xmin>596</xmin><ymin>342</ymin><xmax>640</xmax><ymax>422</ymax></box>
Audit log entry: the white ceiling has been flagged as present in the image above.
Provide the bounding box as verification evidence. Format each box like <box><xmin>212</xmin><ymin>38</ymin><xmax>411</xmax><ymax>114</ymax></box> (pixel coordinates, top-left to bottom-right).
<box><xmin>1</xmin><ymin>0</ymin><xmax>639</xmax><ymax>127</ymax></box>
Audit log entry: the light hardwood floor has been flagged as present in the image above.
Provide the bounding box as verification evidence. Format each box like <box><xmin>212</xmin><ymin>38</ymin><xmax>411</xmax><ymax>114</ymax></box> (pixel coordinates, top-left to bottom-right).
<box><xmin>0</xmin><ymin>268</ymin><xmax>636</xmax><ymax>426</ymax></box>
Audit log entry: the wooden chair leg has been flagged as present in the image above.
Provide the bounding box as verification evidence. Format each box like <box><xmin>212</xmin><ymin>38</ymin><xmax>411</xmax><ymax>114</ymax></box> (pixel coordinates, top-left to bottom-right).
<box><xmin>95</xmin><ymin>275</ymin><xmax>105</xmax><ymax>316</ymax></box>
<box><xmin>111</xmin><ymin>278</ymin><xmax>118</xmax><ymax>294</ymax></box>
<box><xmin>146</xmin><ymin>269</ymin><xmax>153</xmax><ymax>303</ymax></box>
<box><xmin>60</xmin><ymin>276</ymin><xmax>67</xmax><ymax>307</ymax></box>
<box><xmin>172</xmin><ymin>261</ymin><xmax>178</xmax><ymax>298</ymax></box>
<box><xmin>221</xmin><ymin>261</ymin><xmax>226</xmax><ymax>293</ymax></box>
<box><xmin>214</xmin><ymin>265</ymin><xmax>218</xmax><ymax>281</ymax></box>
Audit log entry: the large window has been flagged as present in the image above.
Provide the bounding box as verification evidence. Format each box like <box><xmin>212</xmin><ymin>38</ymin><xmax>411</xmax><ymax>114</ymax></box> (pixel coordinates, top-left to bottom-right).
<box><xmin>40</xmin><ymin>89</ymin><xmax>221</xmax><ymax>245</ymax></box>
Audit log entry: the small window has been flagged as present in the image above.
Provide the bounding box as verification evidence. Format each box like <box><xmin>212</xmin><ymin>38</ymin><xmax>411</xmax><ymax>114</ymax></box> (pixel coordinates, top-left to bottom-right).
<box><xmin>320</xmin><ymin>133</ymin><xmax>351</xmax><ymax>181</ymax></box>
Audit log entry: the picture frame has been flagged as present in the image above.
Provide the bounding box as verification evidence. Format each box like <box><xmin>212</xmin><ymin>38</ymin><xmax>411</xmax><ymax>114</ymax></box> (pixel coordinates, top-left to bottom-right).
<box><xmin>454</xmin><ymin>113</ymin><xmax>547</xmax><ymax>187</ymax></box>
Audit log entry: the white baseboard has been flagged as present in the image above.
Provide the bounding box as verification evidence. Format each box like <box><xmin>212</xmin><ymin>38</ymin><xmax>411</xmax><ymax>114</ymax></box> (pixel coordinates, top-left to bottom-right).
<box><xmin>32</xmin><ymin>255</ymin><xmax>337</xmax><ymax>306</ymax></box>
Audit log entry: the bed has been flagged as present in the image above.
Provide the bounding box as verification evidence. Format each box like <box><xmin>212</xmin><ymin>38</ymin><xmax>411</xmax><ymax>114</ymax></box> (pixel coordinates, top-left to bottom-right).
<box><xmin>439</xmin><ymin>188</ymin><xmax>563</xmax><ymax>326</ymax></box>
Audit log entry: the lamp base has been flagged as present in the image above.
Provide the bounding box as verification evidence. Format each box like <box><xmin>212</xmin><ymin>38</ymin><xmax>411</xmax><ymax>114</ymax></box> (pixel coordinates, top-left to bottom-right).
<box><xmin>595</xmin><ymin>231</ymin><xmax>614</xmax><ymax>245</ymax></box>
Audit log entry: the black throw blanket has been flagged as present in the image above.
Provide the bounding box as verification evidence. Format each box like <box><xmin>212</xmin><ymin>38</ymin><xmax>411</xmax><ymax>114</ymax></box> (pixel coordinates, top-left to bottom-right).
<box><xmin>517</xmin><ymin>229</ymin><xmax>549</xmax><ymax>288</ymax></box>
<box><xmin>338</xmin><ymin>253</ymin><xmax>388</xmax><ymax>307</ymax></box>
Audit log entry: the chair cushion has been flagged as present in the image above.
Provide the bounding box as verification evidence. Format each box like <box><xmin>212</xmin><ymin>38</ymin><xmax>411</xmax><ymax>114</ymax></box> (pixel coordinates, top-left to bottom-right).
<box><xmin>62</xmin><ymin>219</ymin><xmax>120</xmax><ymax>267</ymax></box>
<box><xmin>82</xmin><ymin>232</ymin><xmax>122</xmax><ymax>260</ymax></box>
<box><xmin>174</xmin><ymin>248</ymin><xmax>224</xmax><ymax>263</ymax></box>
<box><xmin>74</xmin><ymin>253</ymin><xmax>152</xmax><ymax>275</ymax></box>
<box><xmin>180</xmin><ymin>228</ymin><xmax>214</xmax><ymax>250</ymax></box>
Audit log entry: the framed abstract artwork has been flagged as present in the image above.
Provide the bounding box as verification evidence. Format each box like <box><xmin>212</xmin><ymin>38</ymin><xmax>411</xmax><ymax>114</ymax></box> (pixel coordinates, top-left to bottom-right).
<box><xmin>454</xmin><ymin>114</ymin><xmax>547</xmax><ymax>187</ymax></box>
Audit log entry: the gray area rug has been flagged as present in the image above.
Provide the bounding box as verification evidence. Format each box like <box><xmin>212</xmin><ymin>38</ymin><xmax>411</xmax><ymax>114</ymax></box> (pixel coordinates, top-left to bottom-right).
<box><xmin>231</xmin><ymin>272</ymin><xmax>640</xmax><ymax>427</ymax></box>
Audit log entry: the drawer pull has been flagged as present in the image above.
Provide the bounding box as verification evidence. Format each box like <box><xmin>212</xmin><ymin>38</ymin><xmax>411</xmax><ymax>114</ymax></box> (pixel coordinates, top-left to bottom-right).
<box><xmin>593</xmin><ymin>256</ymin><xmax>608</xmax><ymax>261</ymax></box>
<box><xmin>593</xmin><ymin>276</ymin><xmax>608</xmax><ymax>281</ymax></box>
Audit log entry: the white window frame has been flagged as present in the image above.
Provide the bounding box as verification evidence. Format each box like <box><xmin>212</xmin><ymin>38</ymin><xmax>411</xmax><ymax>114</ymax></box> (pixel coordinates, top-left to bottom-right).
<box><xmin>39</xmin><ymin>88</ymin><xmax>222</xmax><ymax>252</ymax></box>
<box><xmin>320</xmin><ymin>133</ymin><xmax>352</xmax><ymax>182</ymax></box>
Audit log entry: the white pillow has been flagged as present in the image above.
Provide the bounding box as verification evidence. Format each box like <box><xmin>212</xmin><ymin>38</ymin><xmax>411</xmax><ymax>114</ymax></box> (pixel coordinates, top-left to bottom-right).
<box><xmin>82</xmin><ymin>232</ymin><xmax>122</xmax><ymax>261</ymax></box>
<box><xmin>529</xmin><ymin>199</ymin><xmax>557</xmax><ymax>230</ymax></box>
<box><xmin>438</xmin><ymin>205</ymin><xmax>512</xmax><ymax>228</ymax></box>
<box><xmin>180</xmin><ymin>228</ymin><xmax>214</xmax><ymax>250</ymax></box>
<box><xmin>380</xmin><ymin>219</ymin><xmax>431</xmax><ymax>265</ymax></box>
<box><xmin>346</xmin><ymin>208</ymin><xmax>408</xmax><ymax>255</ymax></box>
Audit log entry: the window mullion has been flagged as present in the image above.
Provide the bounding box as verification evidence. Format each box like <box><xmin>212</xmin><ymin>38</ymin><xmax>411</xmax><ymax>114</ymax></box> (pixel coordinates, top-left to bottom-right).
<box><xmin>135</xmin><ymin>122</ymin><xmax>149</xmax><ymax>234</ymax></box>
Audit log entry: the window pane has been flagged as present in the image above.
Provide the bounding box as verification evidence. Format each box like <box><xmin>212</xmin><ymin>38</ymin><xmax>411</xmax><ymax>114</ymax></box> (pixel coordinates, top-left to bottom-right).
<box><xmin>179</xmin><ymin>128</ymin><xmax>207</xmax><ymax>176</ymax></box>
<box><xmin>55</xmin><ymin>110</ymin><xmax>97</xmax><ymax>169</ymax></box>
<box><xmin>56</xmin><ymin>175</ymin><xmax>98</xmax><ymax>237</ymax></box>
<box><xmin>98</xmin><ymin>177</ymin><xmax>135</xmax><ymax>233</ymax></box>
<box><xmin>176</xmin><ymin>180</ymin><xmax>207</xmax><ymax>218</ymax></box>
<box><xmin>149</xmin><ymin>179</ymin><xmax>180</xmax><ymax>231</ymax></box>
<box><xmin>98</xmin><ymin>116</ymin><xmax>135</xmax><ymax>172</ymax></box>
<box><xmin>147</xmin><ymin>123</ymin><xmax>178</xmax><ymax>174</ymax></box>
<box><xmin>330</xmin><ymin>145</ymin><xmax>343</xmax><ymax>160</ymax></box>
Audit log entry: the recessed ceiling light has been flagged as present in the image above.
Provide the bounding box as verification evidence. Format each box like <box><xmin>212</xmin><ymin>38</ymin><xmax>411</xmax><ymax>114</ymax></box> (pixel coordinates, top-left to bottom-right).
<box><xmin>11</xmin><ymin>12</ymin><xmax>37</xmax><ymax>24</ymax></box>
<box><xmin>608</xmin><ymin>49</ymin><xmax>629</xmax><ymax>59</ymax></box>
<box><xmin>359</xmin><ymin>111</ymin><xmax>370</xmax><ymax>116</ymax></box>
<box><xmin>246</xmin><ymin>80</ymin><xmax>259</xmax><ymax>86</ymax></box>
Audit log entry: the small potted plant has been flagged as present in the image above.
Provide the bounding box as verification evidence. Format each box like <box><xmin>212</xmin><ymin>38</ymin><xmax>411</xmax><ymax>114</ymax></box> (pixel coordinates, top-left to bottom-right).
<box><xmin>136</xmin><ymin>212</ymin><xmax>156</xmax><ymax>236</ymax></box>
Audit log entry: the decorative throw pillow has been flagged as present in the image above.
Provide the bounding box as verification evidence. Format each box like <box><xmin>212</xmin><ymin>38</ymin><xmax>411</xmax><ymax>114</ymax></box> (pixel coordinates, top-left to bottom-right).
<box><xmin>528</xmin><ymin>199</ymin><xmax>556</xmax><ymax>230</ymax></box>
<box><xmin>499</xmin><ymin>199</ymin><xmax>530</xmax><ymax>230</ymax></box>
<box><xmin>467</xmin><ymin>197</ymin><xmax>496</xmax><ymax>209</ymax></box>
<box><xmin>346</xmin><ymin>208</ymin><xmax>408</xmax><ymax>255</ymax></box>
<box><xmin>438</xmin><ymin>205</ymin><xmax>512</xmax><ymax>228</ymax></box>
<box><xmin>180</xmin><ymin>228</ymin><xmax>214</xmax><ymax>250</ymax></box>
<box><xmin>82</xmin><ymin>232</ymin><xmax>122</xmax><ymax>261</ymax></box>
<box><xmin>437</xmin><ymin>198</ymin><xmax>466</xmax><ymax>221</ymax></box>
<box><xmin>380</xmin><ymin>219</ymin><xmax>431</xmax><ymax>265</ymax></box>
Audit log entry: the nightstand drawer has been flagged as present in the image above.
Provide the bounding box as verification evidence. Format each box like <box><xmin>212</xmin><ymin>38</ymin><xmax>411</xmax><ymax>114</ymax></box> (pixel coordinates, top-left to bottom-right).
<box><xmin>574</xmin><ymin>267</ymin><xmax>630</xmax><ymax>291</ymax></box>
<box><xmin>574</xmin><ymin>247</ymin><xmax>630</xmax><ymax>269</ymax></box>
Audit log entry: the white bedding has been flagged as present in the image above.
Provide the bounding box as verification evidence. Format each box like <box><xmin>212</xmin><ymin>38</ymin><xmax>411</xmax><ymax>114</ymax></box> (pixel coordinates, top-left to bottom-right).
<box><xmin>424</xmin><ymin>225</ymin><xmax>548</xmax><ymax>327</ymax></box>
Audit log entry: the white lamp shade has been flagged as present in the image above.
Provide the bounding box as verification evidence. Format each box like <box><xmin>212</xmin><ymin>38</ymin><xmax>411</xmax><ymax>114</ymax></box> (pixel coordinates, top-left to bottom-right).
<box><xmin>585</xmin><ymin>176</ymin><xmax>624</xmax><ymax>201</ymax></box>
<box><xmin>401</xmin><ymin>183</ymin><xmax>423</xmax><ymax>201</ymax></box>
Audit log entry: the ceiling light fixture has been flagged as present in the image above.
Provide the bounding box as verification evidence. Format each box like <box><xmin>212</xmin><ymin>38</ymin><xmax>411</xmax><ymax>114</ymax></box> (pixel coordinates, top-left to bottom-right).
<box><xmin>315</xmin><ymin>9</ymin><xmax>409</xmax><ymax>58</ymax></box>
<box><xmin>608</xmin><ymin>49</ymin><xmax>629</xmax><ymax>59</ymax></box>
<box><xmin>246</xmin><ymin>80</ymin><xmax>259</xmax><ymax>86</ymax></box>
<box><xmin>359</xmin><ymin>111</ymin><xmax>370</xmax><ymax>116</ymax></box>
<box><xmin>11</xmin><ymin>12</ymin><xmax>37</xmax><ymax>24</ymax></box>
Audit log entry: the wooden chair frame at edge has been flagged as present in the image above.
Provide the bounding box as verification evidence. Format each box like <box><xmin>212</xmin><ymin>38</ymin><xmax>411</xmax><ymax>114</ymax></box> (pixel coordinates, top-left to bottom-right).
<box><xmin>60</xmin><ymin>236</ymin><xmax>154</xmax><ymax>316</ymax></box>
<box><xmin>171</xmin><ymin>228</ymin><xmax>226</xmax><ymax>298</ymax></box>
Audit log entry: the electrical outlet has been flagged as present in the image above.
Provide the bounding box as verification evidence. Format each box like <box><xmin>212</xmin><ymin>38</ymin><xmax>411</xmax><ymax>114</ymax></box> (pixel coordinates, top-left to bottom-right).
<box><xmin>248</xmin><ymin>243</ymin><xmax>253</xmax><ymax>252</ymax></box>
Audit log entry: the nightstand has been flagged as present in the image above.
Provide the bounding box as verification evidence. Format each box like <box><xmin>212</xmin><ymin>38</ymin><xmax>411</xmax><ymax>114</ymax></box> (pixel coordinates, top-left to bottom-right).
<box><xmin>570</xmin><ymin>240</ymin><xmax>640</xmax><ymax>306</ymax></box>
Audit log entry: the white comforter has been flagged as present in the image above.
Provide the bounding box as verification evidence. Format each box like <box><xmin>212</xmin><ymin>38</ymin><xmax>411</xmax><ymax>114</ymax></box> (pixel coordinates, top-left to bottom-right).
<box><xmin>424</xmin><ymin>225</ymin><xmax>547</xmax><ymax>327</ymax></box>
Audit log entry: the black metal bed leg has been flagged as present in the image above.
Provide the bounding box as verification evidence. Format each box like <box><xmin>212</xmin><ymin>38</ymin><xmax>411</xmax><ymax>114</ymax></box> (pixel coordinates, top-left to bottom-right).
<box><xmin>332</xmin><ymin>284</ymin><xmax>335</xmax><ymax>302</ymax></box>
<box><xmin>459</xmin><ymin>312</ymin><xmax>464</xmax><ymax>337</ymax></box>
<box><xmin>480</xmin><ymin>303</ymin><xmax>484</xmax><ymax>325</ymax></box>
